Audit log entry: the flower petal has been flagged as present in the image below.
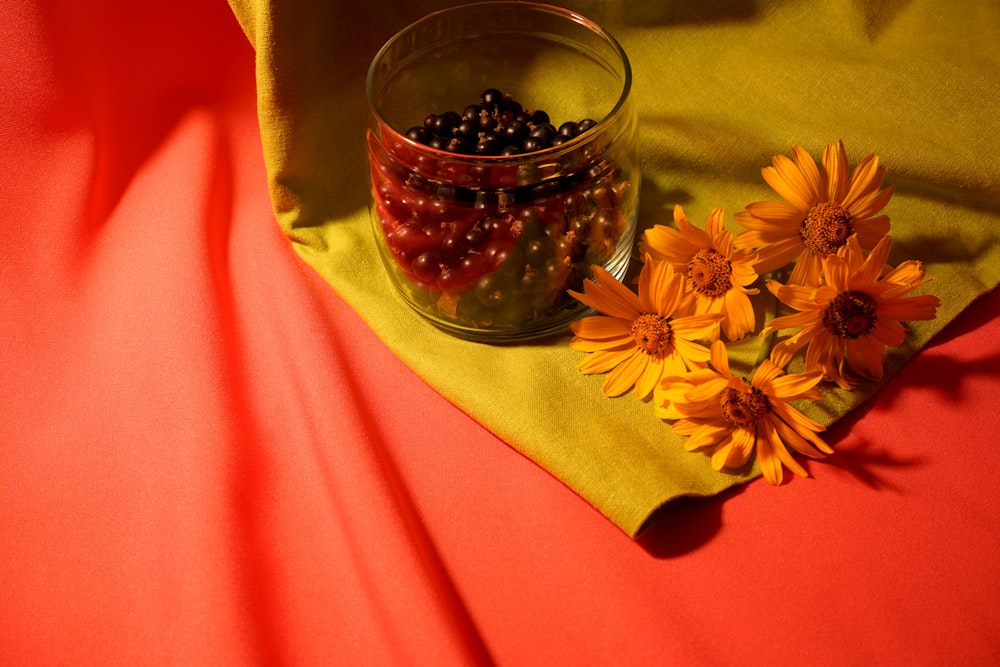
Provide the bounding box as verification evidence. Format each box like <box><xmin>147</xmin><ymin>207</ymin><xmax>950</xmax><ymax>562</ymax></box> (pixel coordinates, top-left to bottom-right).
<box><xmin>878</xmin><ymin>294</ymin><xmax>941</xmax><ymax>321</ymax></box>
<box><xmin>576</xmin><ymin>347</ymin><xmax>634</xmax><ymax>374</ymax></box>
<box><xmin>751</xmin><ymin>236</ymin><xmax>805</xmax><ymax>274</ymax></box>
<box><xmin>846</xmin><ymin>336</ymin><xmax>886</xmax><ymax>382</ymax></box>
<box><xmin>634</xmin><ymin>354</ymin><xmax>665</xmax><ymax>400</ymax></box>
<box><xmin>721</xmin><ymin>289</ymin><xmax>756</xmax><ymax>340</ymax></box>
<box><xmin>763</xmin><ymin>148</ymin><xmax>821</xmax><ymax>211</ymax></box>
<box><xmin>770</xmin><ymin>402</ymin><xmax>831</xmax><ymax>453</ymax></box>
<box><xmin>602</xmin><ymin>349</ymin><xmax>649</xmax><ymax>396</ymax></box>
<box><xmin>570</xmin><ymin>315</ymin><xmax>633</xmax><ymax>340</ymax></box>
<box><xmin>822</xmin><ymin>140</ymin><xmax>850</xmax><ymax>203</ymax></box>
<box><xmin>850</xmin><ymin>183</ymin><xmax>895</xmax><ymax>220</ymax></box>
<box><xmin>763</xmin><ymin>418</ymin><xmax>810</xmax><ymax>478</ymax></box>
<box><xmin>709</xmin><ymin>339</ymin><xmax>731</xmax><ymax>377</ymax></box>
<box><xmin>841</xmin><ymin>152</ymin><xmax>886</xmax><ymax>212</ymax></box>
<box><xmin>767</xmin><ymin>369</ymin><xmax>824</xmax><ymax>401</ymax></box>
<box><xmin>687</xmin><ymin>422</ymin><xmax>731</xmax><ymax>452</ymax></box>
<box><xmin>723</xmin><ymin>426</ymin><xmax>756</xmax><ymax>469</ymax></box>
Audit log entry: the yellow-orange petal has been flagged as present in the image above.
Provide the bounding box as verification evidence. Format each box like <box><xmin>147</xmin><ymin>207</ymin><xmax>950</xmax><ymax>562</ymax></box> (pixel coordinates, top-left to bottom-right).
<box><xmin>568</xmin><ymin>285</ymin><xmax>635</xmax><ymax>321</ymax></box>
<box><xmin>790</xmin><ymin>144</ymin><xmax>824</xmax><ymax>201</ymax></box>
<box><xmin>846</xmin><ymin>336</ymin><xmax>886</xmax><ymax>382</ymax></box>
<box><xmin>766</xmin><ymin>280</ymin><xmax>821</xmax><ymax>312</ymax></box>
<box><xmin>641</xmin><ymin>225</ymin><xmax>697</xmax><ymax>264</ymax></box>
<box><xmin>634</xmin><ymin>354</ymin><xmax>666</xmax><ymax>399</ymax></box>
<box><xmin>766</xmin><ymin>370</ymin><xmax>824</xmax><ymax>401</ymax></box>
<box><xmin>709</xmin><ymin>432</ymin><xmax>735</xmax><ymax>469</ymax></box>
<box><xmin>571</xmin><ymin>315</ymin><xmax>633</xmax><ymax>340</ymax></box>
<box><xmin>769</xmin><ymin>413</ymin><xmax>829</xmax><ymax>459</ymax></box>
<box><xmin>673</xmin><ymin>338</ymin><xmax>713</xmax><ymax>367</ymax></box>
<box><xmin>569</xmin><ymin>334</ymin><xmax>634</xmax><ymax>352</ymax></box>
<box><xmin>850</xmin><ymin>182</ymin><xmax>895</xmax><ymax>220</ymax></box>
<box><xmin>751</xmin><ymin>358</ymin><xmax>784</xmax><ymax>388</ymax></box>
<box><xmin>879</xmin><ymin>262</ymin><xmax>928</xmax><ymax>294</ymax></box>
<box><xmin>770</xmin><ymin>402</ymin><xmax>832</xmax><ymax>453</ymax></box>
<box><xmin>671</xmin><ymin>313</ymin><xmax>723</xmax><ymax>339</ymax></box>
<box><xmin>672</xmin><ymin>418</ymin><xmax>702</xmax><ymax>437</ymax></box>
<box><xmin>756</xmin><ymin>428</ymin><xmax>785</xmax><ymax>485</ymax></box>
<box><xmin>769</xmin><ymin>148</ymin><xmax>822</xmax><ymax>211</ymax></box>
<box><xmin>823</xmin><ymin>253</ymin><xmax>852</xmax><ymax>292</ymax></box>
<box><xmin>870</xmin><ymin>318</ymin><xmax>906</xmax><ymax>347</ymax></box>
<box><xmin>593</xmin><ymin>265</ymin><xmax>644</xmax><ymax>315</ymax></box>
<box><xmin>751</xmin><ymin>236</ymin><xmax>804</xmax><ymax>274</ymax></box>
<box><xmin>822</xmin><ymin>140</ymin><xmax>850</xmax><ymax>203</ymax></box>
<box><xmin>841</xmin><ymin>153</ymin><xmax>885</xmax><ymax>211</ymax></box>
<box><xmin>763</xmin><ymin>419</ymin><xmax>810</xmax><ymax>478</ymax></box>
<box><xmin>737</xmin><ymin>201</ymin><xmax>805</xmax><ymax>230</ymax></box>
<box><xmin>576</xmin><ymin>346</ymin><xmax>634</xmax><ymax>374</ymax></box>
<box><xmin>878</xmin><ymin>294</ymin><xmax>941</xmax><ymax>321</ymax></box>
<box><xmin>687</xmin><ymin>422</ymin><xmax>731</xmax><ymax>452</ymax></box>
<box><xmin>708</xmin><ymin>339</ymin><xmax>730</xmax><ymax>376</ymax></box>
<box><xmin>722</xmin><ymin>289</ymin><xmax>756</xmax><ymax>340</ymax></box>
<box><xmin>602</xmin><ymin>349</ymin><xmax>649</xmax><ymax>396</ymax></box>
<box><xmin>683</xmin><ymin>375</ymin><xmax>731</xmax><ymax>404</ymax></box>
<box><xmin>727</xmin><ymin>426</ymin><xmax>757</xmax><ymax>469</ymax></box>
<box><xmin>762</xmin><ymin>310</ymin><xmax>818</xmax><ymax>335</ymax></box>
<box><xmin>787</xmin><ymin>250</ymin><xmax>824</xmax><ymax>287</ymax></box>
<box><xmin>854</xmin><ymin>215</ymin><xmax>891</xmax><ymax>248</ymax></box>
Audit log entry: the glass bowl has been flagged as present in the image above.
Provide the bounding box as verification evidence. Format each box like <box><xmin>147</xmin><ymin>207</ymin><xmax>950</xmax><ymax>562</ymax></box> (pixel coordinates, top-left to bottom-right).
<box><xmin>366</xmin><ymin>1</ymin><xmax>638</xmax><ymax>342</ymax></box>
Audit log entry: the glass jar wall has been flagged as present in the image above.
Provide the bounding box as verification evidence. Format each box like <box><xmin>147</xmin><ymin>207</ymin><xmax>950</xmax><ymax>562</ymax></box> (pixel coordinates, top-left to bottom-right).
<box><xmin>366</xmin><ymin>2</ymin><xmax>639</xmax><ymax>342</ymax></box>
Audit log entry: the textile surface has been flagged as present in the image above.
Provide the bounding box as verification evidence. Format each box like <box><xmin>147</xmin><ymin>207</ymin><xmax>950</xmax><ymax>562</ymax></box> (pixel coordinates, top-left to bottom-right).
<box><xmin>2</xmin><ymin>1</ymin><xmax>999</xmax><ymax>664</ymax></box>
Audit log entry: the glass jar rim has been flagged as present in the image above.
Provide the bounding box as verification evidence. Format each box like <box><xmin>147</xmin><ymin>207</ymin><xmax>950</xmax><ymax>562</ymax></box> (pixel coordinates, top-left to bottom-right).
<box><xmin>365</xmin><ymin>0</ymin><xmax>633</xmax><ymax>164</ymax></box>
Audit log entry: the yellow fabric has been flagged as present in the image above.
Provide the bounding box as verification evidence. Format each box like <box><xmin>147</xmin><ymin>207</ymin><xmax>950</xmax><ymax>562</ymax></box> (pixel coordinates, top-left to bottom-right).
<box><xmin>228</xmin><ymin>0</ymin><xmax>1000</xmax><ymax>536</ymax></box>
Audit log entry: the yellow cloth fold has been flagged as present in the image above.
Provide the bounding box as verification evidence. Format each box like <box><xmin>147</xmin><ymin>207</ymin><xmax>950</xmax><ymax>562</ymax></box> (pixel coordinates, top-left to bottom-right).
<box><xmin>228</xmin><ymin>0</ymin><xmax>1000</xmax><ymax>536</ymax></box>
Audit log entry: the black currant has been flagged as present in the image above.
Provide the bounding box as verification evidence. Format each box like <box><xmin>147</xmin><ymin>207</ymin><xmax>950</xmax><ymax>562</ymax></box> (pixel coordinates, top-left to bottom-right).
<box><xmin>521</xmin><ymin>136</ymin><xmax>545</xmax><ymax>153</ymax></box>
<box><xmin>405</xmin><ymin>126</ymin><xmax>428</xmax><ymax>144</ymax></box>
<box><xmin>478</xmin><ymin>110</ymin><xmax>498</xmax><ymax>131</ymax></box>
<box><xmin>502</xmin><ymin>121</ymin><xmax>529</xmax><ymax>144</ymax></box>
<box><xmin>500</xmin><ymin>98</ymin><xmax>523</xmax><ymax>116</ymax></box>
<box><xmin>446</xmin><ymin>136</ymin><xmax>471</xmax><ymax>154</ymax></box>
<box><xmin>481</xmin><ymin>88</ymin><xmax>504</xmax><ymax>108</ymax></box>
<box><xmin>462</xmin><ymin>104</ymin><xmax>482</xmax><ymax>121</ymax></box>
<box><xmin>456</xmin><ymin>120</ymin><xmax>478</xmax><ymax>138</ymax></box>
<box><xmin>529</xmin><ymin>123</ymin><xmax>556</xmax><ymax>143</ymax></box>
<box><xmin>530</xmin><ymin>109</ymin><xmax>550</xmax><ymax>125</ymax></box>
<box><xmin>476</xmin><ymin>134</ymin><xmax>503</xmax><ymax>155</ymax></box>
<box><xmin>558</xmin><ymin>121</ymin><xmax>579</xmax><ymax>138</ymax></box>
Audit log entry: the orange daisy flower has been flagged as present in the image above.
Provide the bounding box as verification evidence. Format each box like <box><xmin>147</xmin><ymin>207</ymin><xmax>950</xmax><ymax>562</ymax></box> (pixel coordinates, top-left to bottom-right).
<box><xmin>657</xmin><ymin>340</ymin><xmax>832</xmax><ymax>485</ymax></box>
<box><xmin>567</xmin><ymin>258</ymin><xmax>722</xmax><ymax>399</ymax></box>
<box><xmin>762</xmin><ymin>234</ymin><xmax>941</xmax><ymax>390</ymax></box>
<box><xmin>736</xmin><ymin>141</ymin><xmax>894</xmax><ymax>286</ymax></box>
<box><xmin>639</xmin><ymin>205</ymin><xmax>760</xmax><ymax>341</ymax></box>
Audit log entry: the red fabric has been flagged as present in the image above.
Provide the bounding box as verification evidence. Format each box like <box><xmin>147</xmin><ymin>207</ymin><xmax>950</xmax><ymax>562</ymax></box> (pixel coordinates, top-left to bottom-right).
<box><xmin>2</xmin><ymin>1</ymin><xmax>998</xmax><ymax>664</ymax></box>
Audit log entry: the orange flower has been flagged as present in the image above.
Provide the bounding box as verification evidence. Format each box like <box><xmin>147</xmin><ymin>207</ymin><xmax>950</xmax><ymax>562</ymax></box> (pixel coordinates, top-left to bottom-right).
<box><xmin>657</xmin><ymin>341</ymin><xmax>832</xmax><ymax>485</ymax></box>
<box><xmin>567</xmin><ymin>258</ymin><xmax>722</xmax><ymax>399</ymax></box>
<box><xmin>640</xmin><ymin>205</ymin><xmax>760</xmax><ymax>341</ymax></box>
<box><xmin>736</xmin><ymin>141</ymin><xmax>893</xmax><ymax>286</ymax></box>
<box><xmin>762</xmin><ymin>235</ymin><xmax>940</xmax><ymax>390</ymax></box>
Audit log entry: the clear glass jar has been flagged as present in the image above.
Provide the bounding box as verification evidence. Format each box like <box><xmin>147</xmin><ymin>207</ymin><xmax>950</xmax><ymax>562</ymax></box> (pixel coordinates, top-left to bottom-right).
<box><xmin>366</xmin><ymin>1</ymin><xmax>638</xmax><ymax>342</ymax></box>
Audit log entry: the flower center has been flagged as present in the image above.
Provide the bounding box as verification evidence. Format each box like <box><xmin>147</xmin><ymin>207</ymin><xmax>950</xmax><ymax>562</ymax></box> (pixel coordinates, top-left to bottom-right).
<box><xmin>687</xmin><ymin>247</ymin><xmax>732</xmax><ymax>298</ymax></box>
<box><xmin>720</xmin><ymin>385</ymin><xmax>769</xmax><ymax>427</ymax></box>
<box><xmin>800</xmin><ymin>202</ymin><xmax>854</xmax><ymax>256</ymax></box>
<box><xmin>822</xmin><ymin>291</ymin><xmax>878</xmax><ymax>339</ymax></box>
<box><xmin>630</xmin><ymin>313</ymin><xmax>674</xmax><ymax>357</ymax></box>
